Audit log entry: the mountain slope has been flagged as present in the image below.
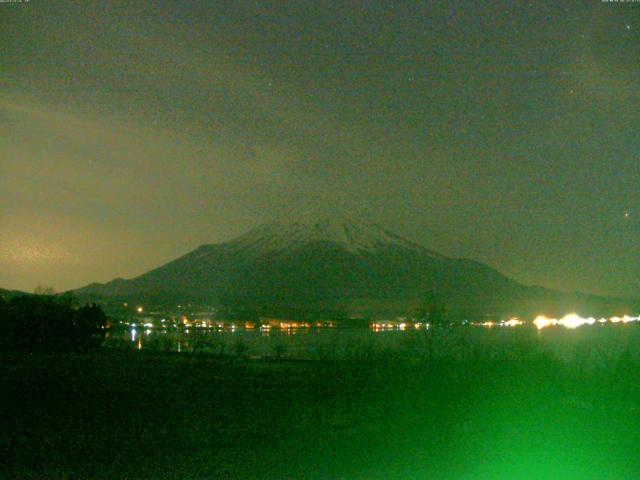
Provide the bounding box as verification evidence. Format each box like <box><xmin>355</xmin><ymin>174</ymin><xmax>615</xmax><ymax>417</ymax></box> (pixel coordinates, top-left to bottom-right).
<box><xmin>74</xmin><ymin>218</ymin><xmax>635</xmax><ymax>318</ymax></box>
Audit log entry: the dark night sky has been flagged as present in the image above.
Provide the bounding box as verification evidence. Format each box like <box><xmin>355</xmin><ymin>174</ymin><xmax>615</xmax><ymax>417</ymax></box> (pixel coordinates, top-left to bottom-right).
<box><xmin>1</xmin><ymin>0</ymin><xmax>639</xmax><ymax>297</ymax></box>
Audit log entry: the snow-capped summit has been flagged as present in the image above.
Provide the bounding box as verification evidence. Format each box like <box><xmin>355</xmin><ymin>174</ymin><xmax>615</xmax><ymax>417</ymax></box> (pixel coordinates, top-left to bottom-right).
<box><xmin>228</xmin><ymin>215</ymin><xmax>441</xmax><ymax>257</ymax></box>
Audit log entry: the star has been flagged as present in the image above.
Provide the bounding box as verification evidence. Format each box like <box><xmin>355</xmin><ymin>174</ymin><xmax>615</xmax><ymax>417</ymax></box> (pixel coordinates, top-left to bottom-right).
<box><xmin>624</xmin><ymin>211</ymin><xmax>630</xmax><ymax>219</ymax></box>
<box><xmin>625</xmin><ymin>24</ymin><xmax>632</xmax><ymax>31</ymax></box>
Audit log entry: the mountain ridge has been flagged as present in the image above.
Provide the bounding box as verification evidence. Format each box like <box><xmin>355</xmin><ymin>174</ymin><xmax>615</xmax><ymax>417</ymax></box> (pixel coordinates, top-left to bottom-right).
<box><xmin>74</xmin><ymin>219</ymin><xmax>638</xmax><ymax>319</ymax></box>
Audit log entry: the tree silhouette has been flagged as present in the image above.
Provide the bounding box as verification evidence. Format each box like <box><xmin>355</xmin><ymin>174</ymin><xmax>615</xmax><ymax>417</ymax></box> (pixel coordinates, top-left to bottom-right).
<box><xmin>33</xmin><ymin>285</ymin><xmax>56</xmax><ymax>296</ymax></box>
<box><xmin>0</xmin><ymin>293</ymin><xmax>108</xmax><ymax>353</ymax></box>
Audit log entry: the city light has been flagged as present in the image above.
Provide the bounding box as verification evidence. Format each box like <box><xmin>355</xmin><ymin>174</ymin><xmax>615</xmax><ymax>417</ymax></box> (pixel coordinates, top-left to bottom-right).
<box><xmin>503</xmin><ymin>318</ymin><xmax>523</xmax><ymax>327</ymax></box>
<box><xmin>534</xmin><ymin>313</ymin><xmax>640</xmax><ymax>330</ymax></box>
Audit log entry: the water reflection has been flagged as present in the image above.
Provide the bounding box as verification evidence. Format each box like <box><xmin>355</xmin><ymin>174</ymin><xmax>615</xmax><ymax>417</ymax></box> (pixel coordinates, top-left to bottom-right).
<box><xmin>107</xmin><ymin>311</ymin><xmax>640</xmax><ymax>362</ymax></box>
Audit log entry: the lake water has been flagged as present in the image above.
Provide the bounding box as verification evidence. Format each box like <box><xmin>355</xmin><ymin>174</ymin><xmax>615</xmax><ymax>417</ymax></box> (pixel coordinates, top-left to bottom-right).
<box><xmin>103</xmin><ymin>322</ymin><xmax>640</xmax><ymax>366</ymax></box>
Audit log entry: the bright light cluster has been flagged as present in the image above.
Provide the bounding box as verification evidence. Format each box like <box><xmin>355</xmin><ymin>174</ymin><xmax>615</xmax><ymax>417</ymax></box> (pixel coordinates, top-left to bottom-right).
<box><xmin>471</xmin><ymin>318</ymin><xmax>523</xmax><ymax>328</ymax></box>
<box><xmin>534</xmin><ymin>313</ymin><xmax>640</xmax><ymax>330</ymax></box>
<box><xmin>371</xmin><ymin>322</ymin><xmax>427</xmax><ymax>332</ymax></box>
<box><xmin>503</xmin><ymin>318</ymin><xmax>524</xmax><ymax>327</ymax></box>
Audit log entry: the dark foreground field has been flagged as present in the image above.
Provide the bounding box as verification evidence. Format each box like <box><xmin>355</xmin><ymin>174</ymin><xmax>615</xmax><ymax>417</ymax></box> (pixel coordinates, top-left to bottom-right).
<box><xmin>2</xmin><ymin>346</ymin><xmax>640</xmax><ymax>479</ymax></box>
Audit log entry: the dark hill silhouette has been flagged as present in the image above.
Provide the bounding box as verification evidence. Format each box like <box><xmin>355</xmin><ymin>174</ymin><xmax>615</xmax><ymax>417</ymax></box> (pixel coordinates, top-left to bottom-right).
<box><xmin>0</xmin><ymin>287</ymin><xmax>29</xmax><ymax>301</ymax></box>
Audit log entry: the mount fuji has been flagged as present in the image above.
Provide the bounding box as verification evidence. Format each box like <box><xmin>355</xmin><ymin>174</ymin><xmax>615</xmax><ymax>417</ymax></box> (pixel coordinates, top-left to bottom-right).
<box><xmin>74</xmin><ymin>217</ymin><xmax>634</xmax><ymax>319</ymax></box>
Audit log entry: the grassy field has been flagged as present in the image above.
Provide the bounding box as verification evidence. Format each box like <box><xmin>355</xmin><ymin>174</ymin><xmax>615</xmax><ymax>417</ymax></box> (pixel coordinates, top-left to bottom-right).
<box><xmin>2</xmin><ymin>337</ymin><xmax>640</xmax><ymax>479</ymax></box>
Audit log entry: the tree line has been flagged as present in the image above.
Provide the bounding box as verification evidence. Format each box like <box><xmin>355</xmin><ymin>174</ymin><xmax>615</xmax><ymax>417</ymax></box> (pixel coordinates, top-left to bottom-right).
<box><xmin>0</xmin><ymin>292</ymin><xmax>108</xmax><ymax>353</ymax></box>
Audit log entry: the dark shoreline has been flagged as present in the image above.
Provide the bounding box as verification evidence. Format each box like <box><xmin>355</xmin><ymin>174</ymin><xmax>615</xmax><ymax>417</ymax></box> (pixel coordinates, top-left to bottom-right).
<box><xmin>2</xmin><ymin>347</ymin><xmax>640</xmax><ymax>479</ymax></box>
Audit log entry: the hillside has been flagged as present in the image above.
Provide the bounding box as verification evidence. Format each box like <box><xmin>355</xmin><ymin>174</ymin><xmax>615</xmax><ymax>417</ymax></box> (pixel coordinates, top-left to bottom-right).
<box><xmin>75</xmin><ymin>218</ymin><xmax>637</xmax><ymax>319</ymax></box>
